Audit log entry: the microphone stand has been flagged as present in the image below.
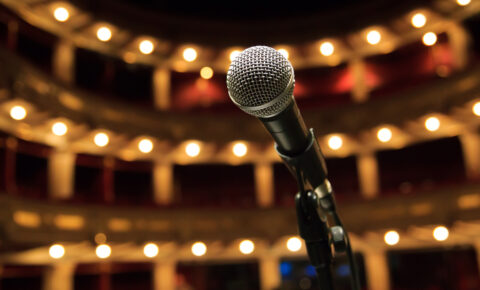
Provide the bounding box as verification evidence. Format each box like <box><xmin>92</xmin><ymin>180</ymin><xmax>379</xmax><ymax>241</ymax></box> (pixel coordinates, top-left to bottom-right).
<box><xmin>276</xmin><ymin>130</ymin><xmax>360</xmax><ymax>290</ymax></box>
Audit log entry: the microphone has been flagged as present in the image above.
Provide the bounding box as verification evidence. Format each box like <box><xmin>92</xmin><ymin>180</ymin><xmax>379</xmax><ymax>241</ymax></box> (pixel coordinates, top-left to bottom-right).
<box><xmin>226</xmin><ymin>46</ymin><xmax>328</xmax><ymax>193</ymax></box>
<box><xmin>227</xmin><ymin>46</ymin><xmax>361</xmax><ymax>290</ymax></box>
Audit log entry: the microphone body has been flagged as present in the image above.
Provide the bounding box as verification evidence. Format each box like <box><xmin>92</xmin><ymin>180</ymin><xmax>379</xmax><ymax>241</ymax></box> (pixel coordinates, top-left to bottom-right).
<box><xmin>227</xmin><ymin>45</ymin><xmax>328</xmax><ymax>190</ymax></box>
<box><xmin>260</xmin><ymin>101</ymin><xmax>309</xmax><ymax>156</ymax></box>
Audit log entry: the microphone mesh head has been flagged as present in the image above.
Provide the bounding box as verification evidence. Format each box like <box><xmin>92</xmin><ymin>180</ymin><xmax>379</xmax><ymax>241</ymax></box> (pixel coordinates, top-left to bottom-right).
<box><xmin>226</xmin><ymin>46</ymin><xmax>294</xmax><ymax>118</ymax></box>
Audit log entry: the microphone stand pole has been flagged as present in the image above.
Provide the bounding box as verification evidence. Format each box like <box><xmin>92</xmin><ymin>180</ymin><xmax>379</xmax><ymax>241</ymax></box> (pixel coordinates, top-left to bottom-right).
<box><xmin>276</xmin><ymin>130</ymin><xmax>360</xmax><ymax>290</ymax></box>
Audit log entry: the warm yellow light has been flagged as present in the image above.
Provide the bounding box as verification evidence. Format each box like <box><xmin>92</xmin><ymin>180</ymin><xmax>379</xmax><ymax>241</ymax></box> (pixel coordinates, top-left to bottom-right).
<box><xmin>472</xmin><ymin>102</ymin><xmax>480</xmax><ymax>116</ymax></box>
<box><xmin>191</xmin><ymin>242</ymin><xmax>207</xmax><ymax>257</ymax></box>
<box><xmin>143</xmin><ymin>243</ymin><xmax>159</xmax><ymax>258</ymax></box>
<box><xmin>422</xmin><ymin>32</ymin><xmax>437</xmax><ymax>46</ymax></box>
<box><xmin>287</xmin><ymin>237</ymin><xmax>302</xmax><ymax>252</ymax></box>
<box><xmin>278</xmin><ymin>48</ymin><xmax>289</xmax><ymax>59</ymax></box>
<box><xmin>230</xmin><ymin>50</ymin><xmax>241</xmax><ymax>61</ymax></box>
<box><xmin>53</xmin><ymin>7</ymin><xmax>69</xmax><ymax>22</ymax></box>
<box><xmin>139</xmin><ymin>40</ymin><xmax>154</xmax><ymax>55</ymax></box>
<box><xmin>95</xmin><ymin>244</ymin><xmax>111</xmax><ymax>259</ymax></box>
<box><xmin>411</xmin><ymin>13</ymin><xmax>427</xmax><ymax>28</ymax></box>
<box><xmin>239</xmin><ymin>240</ymin><xmax>255</xmax><ymax>255</ymax></box>
<box><xmin>94</xmin><ymin>233</ymin><xmax>107</xmax><ymax>244</ymax></box>
<box><xmin>200</xmin><ymin>67</ymin><xmax>214</xmax><ymax>80</ymax></box>
<box><xmin>49</xmin><ymin>244</ymin><xmax>65</xmax><ymax>259</ymax></box>
<box><xmin>138</xmin><ymin>138</ymin><xmax>153</xmax><ymax>153</ymax></box>
<box><xmin>94</xmin><ymin>132</ymin><xmax>109</xmax><ymax>147</ymax></box>
<box><xmin>123</xmin><ymin>52</ymin><xmax>136</xmax><ymax>64</ymax></box>
<box><xmin>366</xmin><ymin>30</ymin><xmax>381</xmax><ymax>45</ymax></box>
<box><xmin>384</xmin><ymin>230</ymin><xmax>400</xmax><ymax>246</ymax></box>
<box><xmin>433</xmin><ymin>226</ymin><xmax>449</xmax><ymax>241</ymax></box>
<box><xmin>320</xmin><ymin>42</ymin><xmax>335</xmax><ymax>56</ymax></box>
<box><xmin>457</xmin><ymin>0</ymin><xmax>471</xmax><ymax>6</ymax></box>
<box><xmin>96</xmin><ymin>27</ymin><xmax>112</xmax><ymax>42</ymax></box>
<box><xmin>425</xmin><ymin>117</ymin><xmax>440</xmax><ymax>132</ymax></box>
<box><xmin>185</xmin><ymin>142</ymin><xmax>200</xmax><ymax>157</ymax></box>
<box><xmin>232</xmin><ymin>142</ymin><xmax>248</xmax><ymax>157</ymax></box>
<box><xmin>183</xmin><ymin>48</ymin><xmax>197</xmax><ymax>62</ymax></box>
<box><xmin>52</xmin><ymin>121</ymin><xmax>68</xmax><ymax>136</ymax></box>
<box><xmin>328</xmin><ymin>135</ymin><xmax>343</xmax><ymax>150</ymax></box>
<box><xmin>377</xmin><ymin>128</ymin><xmax>392</xmax><ymax>143</ymax></box>
<box><xmin>10</xmin><ymin>105</ymin><xmax>27</xmax><ymax>120</ymax></box>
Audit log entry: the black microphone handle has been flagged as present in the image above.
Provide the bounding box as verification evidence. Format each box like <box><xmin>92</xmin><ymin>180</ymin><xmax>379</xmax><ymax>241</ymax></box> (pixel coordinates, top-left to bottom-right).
<box><xmin>260</xmin><ymin>100</ymin><xmax>310</xmax><ymax>156</ymax></box>
<box><xmin>260</xmin><ymin>100</ymin><xmax>328</xmax><ymax>190</ymax></box>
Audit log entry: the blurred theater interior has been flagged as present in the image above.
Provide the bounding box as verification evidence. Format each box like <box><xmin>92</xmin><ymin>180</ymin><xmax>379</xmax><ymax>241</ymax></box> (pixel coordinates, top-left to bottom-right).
<box><xmin>0</xmin><ymin>0</ymin><xmax>479</xmax><ymax>289</ymax></box>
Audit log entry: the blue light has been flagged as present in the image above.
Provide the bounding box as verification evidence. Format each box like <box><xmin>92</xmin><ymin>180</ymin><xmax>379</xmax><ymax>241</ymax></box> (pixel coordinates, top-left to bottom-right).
<box><xmin>280</xmin><ymin>262</ymin><xmax>293</xmax><ymax>277</ymax></box>
<box><xmin>304</xmin><ymin>265</ymin><xmax>316</xmax><ymax>277</ymax></box>
<box><xmin>336</xmin><ymin>264</ymin><xmax>350</xmax><ymax>277</ymax></box>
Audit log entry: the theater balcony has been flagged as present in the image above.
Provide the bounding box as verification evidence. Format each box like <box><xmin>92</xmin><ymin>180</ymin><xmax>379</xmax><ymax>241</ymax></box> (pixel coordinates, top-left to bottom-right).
<box><xmin>0</xmin><ymin>0</ymin><xmax>478</xmax><ymax>289</ymax></box>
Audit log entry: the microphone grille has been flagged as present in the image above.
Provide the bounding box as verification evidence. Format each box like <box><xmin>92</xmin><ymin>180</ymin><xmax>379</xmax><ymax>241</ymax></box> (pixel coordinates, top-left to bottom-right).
<box><xmin>226</xmin><ymin>46</ymin><xmax>294</xmax><ymax>118</ymax></box>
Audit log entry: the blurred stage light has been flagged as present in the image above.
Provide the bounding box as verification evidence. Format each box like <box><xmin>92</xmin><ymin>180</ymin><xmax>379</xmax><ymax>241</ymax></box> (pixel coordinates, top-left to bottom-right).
<box><xmin>320</xmin><ymin>42</ymin><xmax>335</xmax><ymax>56</ymax></box>
<box><xmin>183</xmin><ymin>48</ymin><xmax>197</xmax><ymax>62</ymax></box>
<box><xmin>96</xmin><ymin>244</ymin><xmax>111</xmax><ymax>259</ymax></box>
<box><xmin>10</xmin><ymin>105</ymin><xmax>27</xmax><ymax>120</ymax></box>
<box><xmin>123</xmin><ymin>52</ymin><xmax>136</xmax><ymax>64</ymax></box>
<box><xmin>472</xmin><ymin>102</ymin><xmax>480</xmax><ymax>116</ymax></box>
<box><xmin>52</xmin><ymin>121</ymin><xmax>68</xmax><ymax>136</ymax></box>
<box><xmin>422</xmin><ymin>32</ymin><xmax>437</xmax><ymax>46</ymax></box>
<box><xmin>95</xmin><ymin>233</ymin><xmax>107</xmax><ymax>244</ymax></box>
<box><xmin>278</xmin><ymin>48</ymin><xmax>289</xmax><ymax>59</ymax></box>
<box><xmin>384</xmin><ymin>230</ymin><xmax>400</xmax><ymax>246</ymax></box>
<box><xmin>287</xmin><ymin>237</ymin><xmax>302</xmax><ymax>252</ymax></box>
<box><xmin>411</xmin><ymin>13</ymin><xmax>426</xmax><ymax>28</ymax></box>
<box><xmin>230</xmin><ymin>50</ymin><xmax>241</xmax><ymax>61</ymax></box>
<box><xmin>144</xmin><ymin>243</ymin><xmax>159</xmax><ymax>258</ymax></box>
<box><xmin>377</xmin><ymin>127</ymin><xmax>392</xmax><ymax>143</ymax></box>
<box><xmin>139</xmin><ymin>40</ymin><xmax>154</xmax><ymax>55</ymax></box>
<box><xmin>239</xmin><ymin>240</ymin><xmax>255</xmax><ymax>255</ymax></box>
<box><xmin>232</xmin><ymin>142</ymin><xmax>247</xmax><ymax>157</ymax></box>
<box><xmin>138</xmin><ymin>138</ymin><xmax>153</xmax><ymax>153</ymax></box>
<box><xmin>366</xmin><ymin>30</ymin><xmax>381</xmax><ymax>45</ymax></box>
<box><xmin>96</xmin><ymin>27</ymin><xmax>112</xmax><ymax>42</ymax></box>
<box><xmin>185</xmin><ymin>142</ymin><xmax>200</xmax><ymax>157</ymax></box>
<box><xmin>433</xmin><ymin>226</ymin><xmax>449</xmax><ymax>241</ymax></box>
<box><xmin>54</xmin><ymin>7</ymin><xmax>70</xmax><ymax>22</ymax></box>
<box><xmin>425</xmin><ymin>117</ymin><xmax>440</xmax><ymax>132</ymax></box>
<box><xmin>191</xmin><ymin>242</ymin><xmax>207</xmax><ymax>256</ymax></box>
<box><xmin>328</xmin><ymin>135</ymin><xmax>343</xmax><ymax>150</ymax></box>
<box><xmin>457</xmin><ymin>0</ymin><xmax>471</xmax><ymax>6</ymax></box>
<box><xmin>200</xmin><ymin>67</ymin><xmax>214</xmax><ymax>80</ymax></box>
<box><xmin>94</xmin><ymin>132</ymin><xmax>109</xmax><ymax>147</ymax></box>
<box><xmin>49</xmin><ymin>244</ymin><xmax>65</xmax><ymax>259</ymax></box>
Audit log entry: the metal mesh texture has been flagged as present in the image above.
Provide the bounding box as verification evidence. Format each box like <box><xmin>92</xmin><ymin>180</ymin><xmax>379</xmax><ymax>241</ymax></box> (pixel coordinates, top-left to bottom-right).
<box><xmin>226</xmin><ymin>46</ymin><xmax>294</xmax><ymax>118</ymax></box>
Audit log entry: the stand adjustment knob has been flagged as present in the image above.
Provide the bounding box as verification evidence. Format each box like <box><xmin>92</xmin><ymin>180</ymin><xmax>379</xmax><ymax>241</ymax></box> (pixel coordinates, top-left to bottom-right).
<box><xmin>330</xmin><ymin>226</ymin><xmax>347</xmax><ymax>253</ymax></box>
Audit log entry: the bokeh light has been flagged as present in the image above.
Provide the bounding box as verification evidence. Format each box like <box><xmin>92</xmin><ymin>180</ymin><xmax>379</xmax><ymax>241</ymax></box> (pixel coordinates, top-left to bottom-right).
<box><xmin>96</xmin><ymin>244</ymin><xmax>111</xmax><ymax>259</ymax></box>
<box><xmin>366</xmin><ymin>30</ymin><xmax>381</xmax><ymax>45</ymax></box>
<box><xmin>384</xmin><ymin>230</ymin><xmax>400</xmax><ymax>246</ymax></box>
<box><xmin>287</xmin><ymin>237</ymin><xmax>302</xmax><ymax>252</ymax></box>
<box><xmin>183</xmin><ymin>48</ymin><xmax>197</xmax><ymax>62</ymax></box>
<box><xmin>49</xmin><ymin>244</ymin><xmax>65</xmax><ymax>259</ymax></box>
<box><xmin>328</xmin><ymin>135</ymin><xmax>343</xmax><ymax>150</ymax></box>
<box><xmin>144</xmin><ymin>243</ymin><xmax>159</xmax><ymax>258</ymax></box>
<box><xmin>10</xmin><ymin>105</ymin><xmax>27</xmax><ymax>120</ymax></box>
<box><xmin>138</xmin><ymin>138</ymin><xmax>154</xmax><ymax>153</ymax></box>
<box><xmin>191</xmin><ymin>242</ymin><xmax>207</xmax><ymax>256</ymax></box>
<box><xmin>232</xmin><ymin>142</ymin><xmax>248</xmax><ymax>157</ymax></box>
<box><xmin>96</xmin><ymin>27</ymin><xmax>112</xmax><ymax>42</ymax></box>
<box><xmin>433</xmin><ymin>226</ymin><xmax>449</xmax><ymax>241</ymax></box>
<box><xmin>139</xmin><ymin>40</ymin><xmax>154</xmax><ymax>55</ymax></box>
<box><xmin>52</xmin><ymin>121</ymin><xmax>68</xmax><ymax>136</ymax></box>
<box><xmin>53</xmin><ymin>7</ymin><xmax>69</xmax><ymax>22</ymax></box>
<box><xmin>239</xmin><ymin>240</ymin><xmax>255</xmax><ymax>255</ymax></box>
<box><xmin>94</xmin><ymin>132</ymin><xmax>109</xmax><ymax>147</ymax></box>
